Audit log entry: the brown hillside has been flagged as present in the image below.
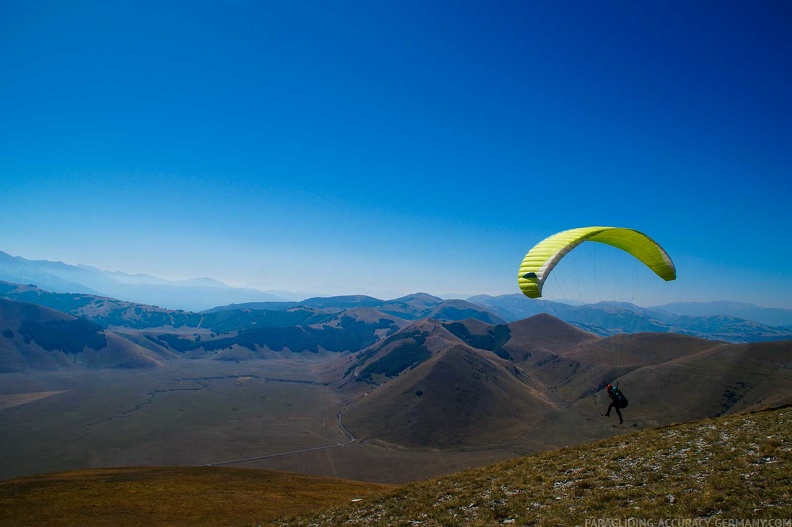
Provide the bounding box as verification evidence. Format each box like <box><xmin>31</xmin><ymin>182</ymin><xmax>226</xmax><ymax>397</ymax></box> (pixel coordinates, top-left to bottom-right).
<box><xmin>447</xmin><ymin>317</ymin><xmax>494</xmax><ymax>336</ymax></box>
<box><xmin>522</xmin><ymin>332</ymin><xmax>724</xmax><ymax>404</ymax></box>
<box><xmin>578</xmin><ymin>339</ymin><xmax>792</xmax><ymax>429</ymax></box>
<box><xmin>349</xmin><ymin>320</ymin><xmax>462</xmax><ymax>383</ymax></box>
<box><xmin>0</xmin><ymin>466</ymin><xmax>391</xmax><ymax>527</ymax></box>
<box><xmin>0</xmin><ymin>297</ymin><xmax>76</xmax><ymax>325</ymax></box>
<box><xmin>0</xmin><ymin>331</ymin><xmax>64</xmax><ymax>371</ymax></box>
<box><xmin>506</xmin><ymin>313</ymin><xmax>599</xmax><ymax>357</ymax></box>
<box><xmin>77</xmin><ymin>333</ymin><xmax>165</xmax><ymax>368</ymax></box>
<box><xmin>0</xmin><ymin>299</ymin><xmax>165</xmax><ymax>372</ymax></box>
<box><xmin>344</xmin><ymin>343</ymin><xmax>559</xmax><ymax>449</ymax></box>
<box><xmin>499</xmin><ymin>314</ymin><xmax>601</xmax><ymax>382</ymax></box>
<box><xmin>343</xmin><ymin>317</ymin><xmax>792</xmax><ymax>453</ymax></box>
<box><xmin>557</xmin><ymin>331</ymin><xmax>722</xmax><ymax>369</ymax></box>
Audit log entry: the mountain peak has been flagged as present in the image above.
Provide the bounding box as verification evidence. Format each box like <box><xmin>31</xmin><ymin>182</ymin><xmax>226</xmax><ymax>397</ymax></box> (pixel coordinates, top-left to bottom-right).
<box><xmin>391</xmin><ymin>292</ymin><xmax>444</xmax><ymax>303</ymax></box>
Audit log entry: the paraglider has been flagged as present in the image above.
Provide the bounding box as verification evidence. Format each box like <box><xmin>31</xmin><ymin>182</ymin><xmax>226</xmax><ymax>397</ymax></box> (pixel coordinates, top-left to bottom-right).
<box><xmin>517</xmin><ymin>226</ymin><xmax>676</xmax><ymax>299</ymax></box>
<box><xmin>604</xmin><ymin>383</ymin><xmax>628</xmax><ymax>424</ymax></box>
<box><xmin>517</xmin><ymin>226</ymin><xmax>676</xmax><ymax>425</ymax></box>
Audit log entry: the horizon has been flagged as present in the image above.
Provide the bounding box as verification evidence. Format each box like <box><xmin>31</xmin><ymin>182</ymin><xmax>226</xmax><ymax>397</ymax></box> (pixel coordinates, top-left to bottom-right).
<box><xmin>2</xmin><ymin>1</ymin><xmax>790</xmax><ymax>308</ymax></box>
<box><xmin>2</xmin><ymin>247</ymin><xmax>789</xmax><ymax>312</ymax></box>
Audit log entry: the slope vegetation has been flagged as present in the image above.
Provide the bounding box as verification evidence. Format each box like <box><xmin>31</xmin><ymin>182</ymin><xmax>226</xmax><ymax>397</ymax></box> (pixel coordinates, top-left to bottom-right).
<box><xmin>0</xmin><ymin>466</ymin><xmax>391</xmax><ymax>527</ymax></box>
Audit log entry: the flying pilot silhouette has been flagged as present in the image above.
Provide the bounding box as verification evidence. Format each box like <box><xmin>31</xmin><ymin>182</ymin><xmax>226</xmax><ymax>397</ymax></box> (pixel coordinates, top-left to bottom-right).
<box><xmin>603</xmin><ymin>383</ymin><xmax>628</xmax><ymax>424</ymax></box>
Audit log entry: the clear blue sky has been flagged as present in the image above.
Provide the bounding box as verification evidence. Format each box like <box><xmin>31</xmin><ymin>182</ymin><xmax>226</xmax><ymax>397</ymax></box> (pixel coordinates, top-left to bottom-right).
<box><xmin>1</xmin><ymin>1</ymin><xmax>790</xmax><ymax>307</ymax></box>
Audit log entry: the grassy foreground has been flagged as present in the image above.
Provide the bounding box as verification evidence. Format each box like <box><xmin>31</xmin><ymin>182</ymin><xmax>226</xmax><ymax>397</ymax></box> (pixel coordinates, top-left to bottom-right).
<box><xmin>0</xmin><ymin>466</ymin><xmax>391</xmax><ymax>527</ymax></box>
<box><xmin>277</xmin><ymin>406</ymin><xmax>792</xmax><ymax>526</ymax></box>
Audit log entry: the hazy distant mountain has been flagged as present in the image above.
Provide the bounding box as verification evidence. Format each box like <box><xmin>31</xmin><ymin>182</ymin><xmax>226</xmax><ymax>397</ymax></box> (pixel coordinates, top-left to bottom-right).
<box><xmin>0</xmin><ymin>281</ymin><xmax>201</xmax><ymax>329</ymax></box>
<box><xmin>652</xmin><ymin>300</ymin><xmax>792</xmax><ymax>327</ymax></box>
<box><xmin>0</xmin><ymin>251</ymin><xmax>289</xmax><ymax>311</ymax></box>
<box><xmin>209</xmin><ymin>294</ymin><xmax>506</xmax><ymax>323</ymax></box>
<box><xmin>206</xmin><ymin>293</ymin><xmax>448</xmax><ymax>317</ymax></box>
<box><xmin>424</xmin><ymin>299</ymin><xmax>507</xmax><ymax>324</ymax></box>
<box><xmin>376</xmin><ymin>293</ymin><xmax>447</xmax><ymax>319</ymax></box>
<box><xmin>470</xmin><ymin>294</ymin><xmax>792</xmax><ymax>343</ymax></box>
<box><xmin>201</xmin><ymin>301</ymin><xmax>300</xmax><ymax>313</ymax></box>
<box><xmin>467</xmin><ymin>294</ymin><xmax>573</xmax><ymax>320</ymax></box>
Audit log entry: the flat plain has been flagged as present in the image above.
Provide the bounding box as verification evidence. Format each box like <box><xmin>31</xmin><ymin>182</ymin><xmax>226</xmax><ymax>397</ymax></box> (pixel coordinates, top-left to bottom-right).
<box><xmin>0</xmin><ymin>356</ymin><xmax>514</xmax><ymax>484</ymax></box>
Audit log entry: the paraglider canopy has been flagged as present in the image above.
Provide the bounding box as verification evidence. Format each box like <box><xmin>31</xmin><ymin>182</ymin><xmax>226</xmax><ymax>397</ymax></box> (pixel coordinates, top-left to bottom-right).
<box><xmin>518</xmin><ymin>226</ymin><xmax>676</xmax><ymax>299</ymax></box>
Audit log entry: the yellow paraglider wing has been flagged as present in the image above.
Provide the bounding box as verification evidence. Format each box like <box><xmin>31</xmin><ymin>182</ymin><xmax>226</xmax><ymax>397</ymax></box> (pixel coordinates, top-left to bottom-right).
<box><xmin>517</xmin><ymin>226</ymin><xmax>676</xmax><ymax>298</ymax></box>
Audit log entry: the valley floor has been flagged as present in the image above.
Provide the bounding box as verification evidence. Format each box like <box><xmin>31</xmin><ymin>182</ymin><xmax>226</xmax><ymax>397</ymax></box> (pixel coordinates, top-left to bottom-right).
<box><xmin>0</xmin><ymin>358</ymin><xmax>515</xmax><ymax>484</ymax></box>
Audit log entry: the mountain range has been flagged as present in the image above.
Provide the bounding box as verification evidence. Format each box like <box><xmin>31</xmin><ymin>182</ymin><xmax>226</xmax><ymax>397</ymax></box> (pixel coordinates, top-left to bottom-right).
<box><xmin>469</xmin><ymin>294</ymin><xmax>792</xmax><ymax>342</ymax></box>
<box><xmin>3</xmin><ymin>250</ymin><xmax>791</xmax><ymax>339</ymax></box>
<box><xmin>2</xmin><ymin>276</ymin><xmax>790</xmax><ymax>347</ymax></box>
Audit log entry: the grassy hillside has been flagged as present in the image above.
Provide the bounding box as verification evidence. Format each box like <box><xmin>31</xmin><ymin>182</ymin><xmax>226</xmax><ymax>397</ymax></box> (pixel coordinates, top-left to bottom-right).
<box><xmin>0</xmin><ymin>467</ymin><xmax>392</xmax><ymax>527</ymax></box>
<box><xmin>279</xmin><ymin>405</ymin><xmax>792</xmax><ymax>526</ymax></box>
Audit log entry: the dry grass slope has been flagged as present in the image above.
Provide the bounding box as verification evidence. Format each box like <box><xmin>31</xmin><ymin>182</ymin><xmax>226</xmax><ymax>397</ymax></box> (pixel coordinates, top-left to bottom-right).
<box><xmin>277</xmin><ymin>405</ymin><xmax>792</xmax><ymax>526</ymax></box>
<box><xmin>0</xmin><ymin>466</ymin><xmax>392</xmax><ymax>527</ymax></box>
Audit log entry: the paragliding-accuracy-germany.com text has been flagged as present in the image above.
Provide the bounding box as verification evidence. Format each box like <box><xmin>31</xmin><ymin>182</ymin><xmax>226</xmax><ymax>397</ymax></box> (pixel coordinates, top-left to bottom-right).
<box><xmin>584</xmin><ymin>519</ymin><xmax>791</xmax><ymax>527</ymax></box>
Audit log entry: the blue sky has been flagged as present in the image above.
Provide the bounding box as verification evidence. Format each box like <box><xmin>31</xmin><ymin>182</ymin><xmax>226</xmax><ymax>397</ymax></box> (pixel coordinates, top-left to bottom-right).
<box><xmin>1</xmin><ymin>1</ymin><xmax>790</xmax><ymax>307</ymax></box>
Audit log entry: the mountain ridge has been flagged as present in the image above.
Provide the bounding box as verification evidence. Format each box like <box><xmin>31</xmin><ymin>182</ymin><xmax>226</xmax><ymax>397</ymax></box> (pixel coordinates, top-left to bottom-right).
<box><xmin>472</xmin><ymin>293</ymin><xmax>792</xmax><ymax>342</ymax></box>
<box><xmin>3</xmin><ymin>246</ymin><xmax>791</xmax><ymax>342</ymax></box>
